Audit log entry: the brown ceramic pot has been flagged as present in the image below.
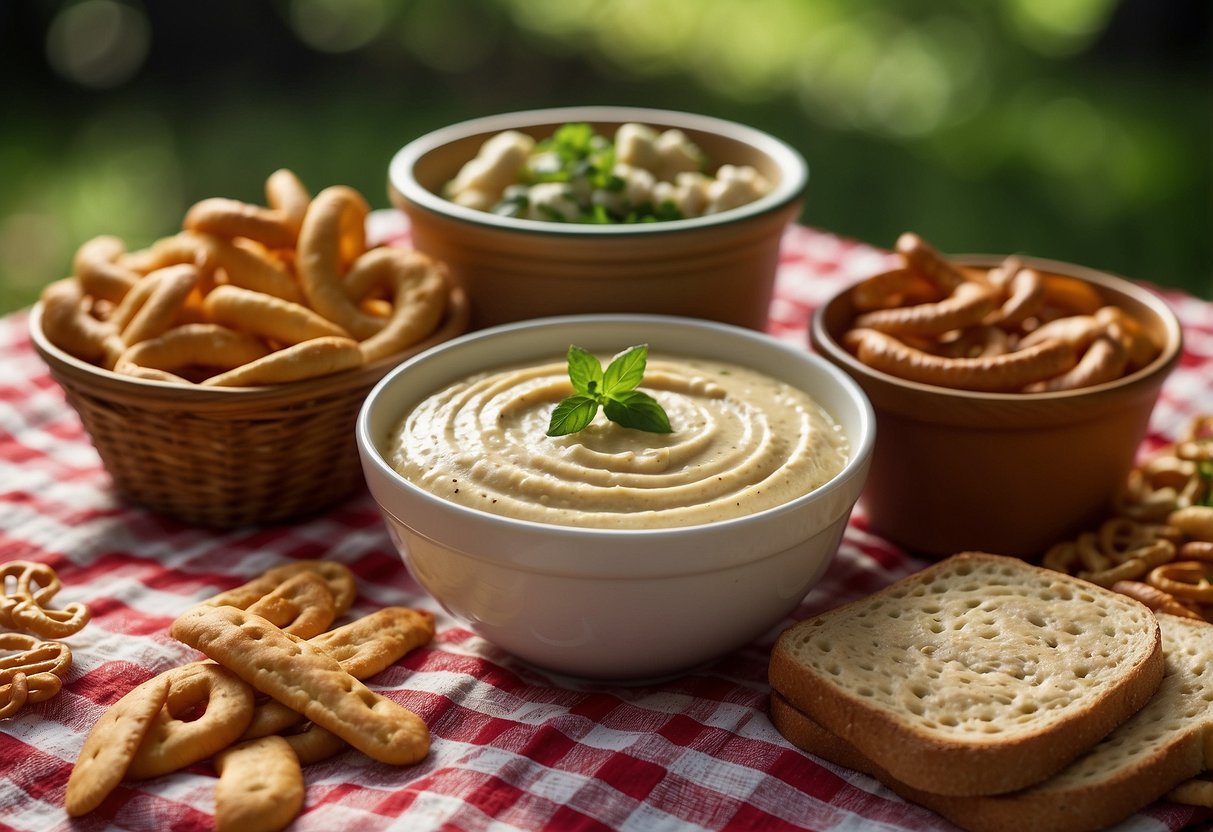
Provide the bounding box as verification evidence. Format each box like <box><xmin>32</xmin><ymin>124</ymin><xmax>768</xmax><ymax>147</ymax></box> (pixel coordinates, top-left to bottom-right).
<box><xmin>387</xmin><ymin>107</ymin><xmax>807</xmax><ymax>331</ymax></box>
<box><xmin>810</xmin><ymin>255</ymin><xmax>1183</xmax><ymax>559</ymax></box>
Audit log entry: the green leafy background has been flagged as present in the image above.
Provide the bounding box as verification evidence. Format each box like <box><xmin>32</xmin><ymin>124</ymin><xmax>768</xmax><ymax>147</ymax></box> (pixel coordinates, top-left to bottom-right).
<box><xmin>0</xmin><ymin>0</ymin><xmax>1208</xmax><ymax>316</ymax></box>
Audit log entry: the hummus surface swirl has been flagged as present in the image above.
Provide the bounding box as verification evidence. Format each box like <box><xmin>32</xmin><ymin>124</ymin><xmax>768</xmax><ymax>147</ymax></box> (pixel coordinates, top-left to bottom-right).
<box><xmin>388</xmin><ymin>355</ymin><xmax>849</xmax><ymax>529</ymax></box>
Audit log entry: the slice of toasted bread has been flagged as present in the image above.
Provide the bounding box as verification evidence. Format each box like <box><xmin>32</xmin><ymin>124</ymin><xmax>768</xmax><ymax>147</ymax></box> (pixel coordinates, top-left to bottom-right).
<box><xmin>770</xmin><ymin>613</ymin><xmax>1213</xmax><ymax>832</ymax></box>
<box><xmin>768</xmin><ymin>552</ymin><xmax>1164</xmax><ymax>796</ymax></box>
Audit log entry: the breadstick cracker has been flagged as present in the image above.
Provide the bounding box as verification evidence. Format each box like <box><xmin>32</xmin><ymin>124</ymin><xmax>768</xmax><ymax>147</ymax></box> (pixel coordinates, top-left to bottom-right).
<box><xmin>171</xmin><ymin>606</ymin><xmax>429</xmax><ymax>766</ymax></box>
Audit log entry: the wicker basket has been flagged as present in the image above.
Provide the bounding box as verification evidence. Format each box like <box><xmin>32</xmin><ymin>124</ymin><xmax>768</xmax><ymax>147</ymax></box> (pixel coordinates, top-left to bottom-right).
<box><xmin>28</xmin><ymin>288</ymin><xmax>468</xmax><ymax>529</ymax></box>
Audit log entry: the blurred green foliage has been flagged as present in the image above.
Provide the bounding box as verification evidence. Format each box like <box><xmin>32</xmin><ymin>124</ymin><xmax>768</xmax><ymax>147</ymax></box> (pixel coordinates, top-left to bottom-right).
<box><xmin>0</xmin><ymin>0</ymin><xmax>1208</xmax><ymax>317</ymax></box>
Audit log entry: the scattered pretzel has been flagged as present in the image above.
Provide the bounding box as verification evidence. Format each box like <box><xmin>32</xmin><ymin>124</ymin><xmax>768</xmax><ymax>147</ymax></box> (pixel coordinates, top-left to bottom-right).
<box><xmin>842</xmin><ymin>233</ymin><xmax>1161</xmax><ymax>393</ymax></box>
<box><xmin>0</xmin><ymin>633</ymin><xmax>74</xmax><ymax>719</ymax></box>
<box><xmin>43</xmin><ymin>170</ymin><xmax>458</xmax><ymax>388</ymax></box>
<box><xmin>0</xmin><ymin>561</ymin><xmax>90</xmax><ymax>639</ymax></box>
<box><xmin>1110</xmin><ymin>580</ymin><xmax>1203</xmax><ymax>621</ymax></box>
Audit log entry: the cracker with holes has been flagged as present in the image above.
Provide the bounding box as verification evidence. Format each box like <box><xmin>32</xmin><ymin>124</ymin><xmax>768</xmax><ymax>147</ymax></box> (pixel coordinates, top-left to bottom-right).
<box><xmin>768</xmin><ymin>552</ymin><xmax>1164</xmax><ymax>797</ymax></box>
<box><xmin>214</xmin><ymin>735</ymin><xmax>305</xmax><ymax>832</ymax></box>
<box><xmin>171</xmin><ymin>605</ymin><xmax>429</xmax><ymax>765</ymax></box>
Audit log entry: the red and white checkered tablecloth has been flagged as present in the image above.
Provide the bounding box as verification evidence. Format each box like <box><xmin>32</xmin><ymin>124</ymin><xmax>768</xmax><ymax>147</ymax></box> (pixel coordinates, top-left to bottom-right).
<box><xmin>2</xmin><ymin>221</ymin><xmax>1212</xmax><ymax>832</ymax></box>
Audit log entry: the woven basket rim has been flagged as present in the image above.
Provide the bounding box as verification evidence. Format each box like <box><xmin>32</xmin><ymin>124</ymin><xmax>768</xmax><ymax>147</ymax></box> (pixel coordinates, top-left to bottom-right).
<box><xmin>29</xmin><ymin>286</ymin><xmax>469</xmax><ymax>410</ymax></box>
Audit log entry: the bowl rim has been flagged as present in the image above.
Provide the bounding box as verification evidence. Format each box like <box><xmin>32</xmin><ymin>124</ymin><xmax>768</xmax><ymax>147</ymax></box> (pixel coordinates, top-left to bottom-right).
<box><xmin>809</xmin><ymin>253</ymin><xmax>1184</xmax><ymax>403</ymax></box>
<box><xmin>357</xmin><ymin>313</ymin><xmax>875</xmax><ymax>541</ymax></box>
<box><xmin>387</xmin><ymin>106</ymin><xmax>809</xmax><ymax>238</ymax></box>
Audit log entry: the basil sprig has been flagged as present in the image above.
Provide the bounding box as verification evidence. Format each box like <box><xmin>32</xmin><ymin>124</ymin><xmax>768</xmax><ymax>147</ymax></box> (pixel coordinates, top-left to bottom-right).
<box><xmin>547</xmin><ymin>344</ymin><xmax>673</xmax><ymax>436</ymax></box>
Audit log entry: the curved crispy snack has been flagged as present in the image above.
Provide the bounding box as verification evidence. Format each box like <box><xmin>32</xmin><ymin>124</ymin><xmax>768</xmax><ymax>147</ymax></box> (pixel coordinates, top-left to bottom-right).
<box><xmin>200</xmin><ymin>336</ymin><xmax>362</xmax><ymax>387</ymax></box>
<box><xmin>65</xmin><ymin>674</ymin><xmax>170</xmax><ymax>816</ymax></box>
<box><xmin>214</xmin><ymin>735</ymin><xmax>305</xmax><ymax>832</ymax></box>
<box><xmin>171</xmin><ymin>606</ymin><xmax>429</xmax><ymax>766</ymax></box>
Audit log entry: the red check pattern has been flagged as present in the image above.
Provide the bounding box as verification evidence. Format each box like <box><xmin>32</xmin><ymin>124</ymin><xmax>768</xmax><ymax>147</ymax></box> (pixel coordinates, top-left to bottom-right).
<box><xmin>1</xmin><ymin>219</ymin><xmax>1211</xmax><ymax>832</ymax></box>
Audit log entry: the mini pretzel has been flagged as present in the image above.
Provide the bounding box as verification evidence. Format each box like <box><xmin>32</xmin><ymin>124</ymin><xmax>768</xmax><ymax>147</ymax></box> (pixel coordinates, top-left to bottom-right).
<box><xmin>0</xmin><ymin>561</ymin><xmax>90</xmax><ymax>639</ymax></box>
<box><xmin>213</xmin><ymin>735</ymin><xmax>305</xmax><ymax>832</ymax></box>
<box><xmin>1147</xmin><ymin>560</ymin><xmax>1213</xmax><ymax>603</ymax></box>
<box><xmin>1111</xmin><ymin>580</ymin><xmax>1203</xmax><ymax>621</ymax></box>
<box><xmin>184</xmin><ymin>197</ymin><xmax>297</xmax><ymax>251</ymax></box>
<box><xmin>1170</xmin><ymin>506</ymin><xmax>1213</xmax><ymax>542</ymax></box>
<box><xmin>113</xmin><ymin>323</ymin><xmax>270</xmax><ymax>379</ymax></box>
<box><xmin>853</xmin><ymin>280</ymin><xmax>996</xmax><ymax>337</ymax></box>
<box><xmin>39</xmin><ymin>278</ymin><xmax>125</xmax><ymax>369</ymax></box>
<box><xmin>126</xmin><ymin>662</ymin><xmax>256</xmax><ymax>780</ymax></box>
<box><xmin>1078</xmin><ymin>539</ymin><xmax>1176</xmax><ymax>588</ymax></box>
<box><xmin>200</xmin><ymin>335</ymin><xmax>363</xmax><ymax>387</ymax></box>
<box><xmin>0</xmin><ymin>633</ymin><xmax>73</xmax><ymax>718</ymax></box>
<box><xmin>202</xmin><ymin>284</ymin><xmax>349</xmax><ymax>345</ymax></box>
<box><xmin>845</xmin><ymin>328</ymin><xmax>1077</xmax><ymax>392</ymax></box>
<box><xmin>295</xmin><ymin>185</ymin><xmax>384</xmax><ymax>339</ymax></box>
<box><xmin>73</xmin><ymin>235</ymin><xmax>140</xmax><ymax>303</ymax></box>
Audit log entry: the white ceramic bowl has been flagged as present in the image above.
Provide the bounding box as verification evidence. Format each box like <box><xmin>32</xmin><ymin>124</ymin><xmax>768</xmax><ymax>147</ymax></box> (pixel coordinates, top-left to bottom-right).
<box><xmin>356</xmin><ymin>315</ymin><xmax>874</xmax><ymax>680</ymax></box>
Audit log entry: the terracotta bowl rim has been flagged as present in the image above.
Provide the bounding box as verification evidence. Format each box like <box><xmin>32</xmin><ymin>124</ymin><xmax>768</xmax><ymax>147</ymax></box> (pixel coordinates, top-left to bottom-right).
<box><xmin>810</xmin><ymin>253</ymin><xmax>1183</xmax><ymax>404</ymax></box>
<box><xmin>387</xmin><ymin>105</ymin><xmax>809</xmax><ymax>238</ymax></box>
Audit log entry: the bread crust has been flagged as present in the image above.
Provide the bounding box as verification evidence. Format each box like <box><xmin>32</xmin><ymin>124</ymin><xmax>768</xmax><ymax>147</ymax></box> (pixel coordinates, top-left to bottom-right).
<box><xmin>770</xmin><ymin>613</ymin><xmax>1211</xmax><ymax>832</ymax></box>
<box><xmin>768</xmin><ymin>553</ymin><xmax>1164</xmax><ymax>796</ymax></box>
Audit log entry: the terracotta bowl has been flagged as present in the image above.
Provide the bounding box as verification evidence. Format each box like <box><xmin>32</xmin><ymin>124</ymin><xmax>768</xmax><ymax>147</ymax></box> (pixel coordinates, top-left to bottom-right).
<box><xmin>387</xmin><ymin>106</ymin><xmax>808</xmax><ymax>331</ymax></box>
<box><xmin>810</xmin><ymin>255</ymin><xmax>1183</xmax><ymax>560</ymax></box>
<box><xmin>357</xmin><ymin>314</ymin><xmax>873</xmax><ymax>680</ymax></box>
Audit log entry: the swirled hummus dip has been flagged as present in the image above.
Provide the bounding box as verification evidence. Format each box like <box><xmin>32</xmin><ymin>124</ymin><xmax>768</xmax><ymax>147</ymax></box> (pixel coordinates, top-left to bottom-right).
<box><xmin>388</xmin><ymin>355</ymin><xmax>849</xmax><ymax>529</ymax></box>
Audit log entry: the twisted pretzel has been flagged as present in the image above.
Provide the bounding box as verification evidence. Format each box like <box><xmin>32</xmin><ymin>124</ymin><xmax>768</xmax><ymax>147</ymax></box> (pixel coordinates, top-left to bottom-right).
<box><xmin>0</xmin><ymin>632</ymin><xmax>74</xmax><ymax>719</ymax></box>
<box><xmin>0</xmin><ymin>561</ymin><xmax>90</xmax><ymax>639</ymax></box>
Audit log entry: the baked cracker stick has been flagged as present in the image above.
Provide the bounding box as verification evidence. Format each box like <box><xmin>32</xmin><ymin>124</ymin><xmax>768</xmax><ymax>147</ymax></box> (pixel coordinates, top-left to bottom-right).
<box><xmin>244</xmin><ymin>571</ymin><xmax>336</xmax><ymax>639</ymax></box>
<box><xmin>242</xmin><ymin>607</ymin><xmax>435</xmax><ymax>740</ymax></box>
<box><xmin>214</xmin><ymin>735</ymin><xmax>304</xmax><ymax>832</ymax></box>
<box><xmin>200</xmin><ymin>560</ymin><xmax>356</xmax><ymax>616</ymax></box>
<box><xmin>171</xmin><ymin>606</ymin><xmax>429</xmax><ymax>766</ymax></box>
<box><xmin>65</xmin><ymin>674</ymin><xmax>170</xmax><ymax>816</ymax></box>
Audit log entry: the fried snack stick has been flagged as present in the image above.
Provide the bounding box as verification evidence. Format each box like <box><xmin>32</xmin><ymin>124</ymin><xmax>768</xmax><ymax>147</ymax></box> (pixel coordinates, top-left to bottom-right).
<box><xmin>199</xmin><ymin>560</ymin><xmax>357</xmax><ymax>616</ymax></box>
<box><xmin>241</xmin><ymin>607</ymin><xmax>435</xmax><ymax>741</ymax></box>
<box><xmin>845</xmin><ymin>328</ymin><xmax>1078</xmax><ymax>393</ymax></box>
<box><xmin>113</xmin><ymin>323</ymin><xmax>270</xmax><ymax>380</ymax></box>
<box><xmin>72</xmin><ymin>235</ymin><xmax>141</xmax><ymax>303</ymax></box>
<box><xmin>344</xmin><ymin>247</ymin><xmax>451</xmax><ymax>363</ymax></box>
<box><xmin>295</xmin><ymin>185</ymin><xmax>384</xmax><ymax>339</ymax></box>
<box><xmin>65</xmin><ymin>674</ymin><xmax>170</xmax><ymax>816</ymax></box>
<box><xmin>264</xmin><ymin>168</ymin><xmax>311</xmax><ymax>236</ymax></box>
<box><xmin>200</xmin><ymin>336</ymin><xmax>363</xmax><ymax>387</ymax></box>
<box><xmin>171</xmin><ymin>605</ymin><xmax>429</xmax><ymax>766</ymax></box>
<box><xmin>0</xmin><ymin>560</ymin><xmax>91</xmax><ymax>639</ymax></box>
<box><xmin>853</xmin><ymin>280</ymin><xmax>996</xmax><ymax>338</ymax></box>
<box><xmin>184</xmin><ymin>196</ymin><xmax>297</xmax><ymax>251</ymax></box>
<box><xmin>39</xmin><ymin>279</ymin><xmax>125</xmax><ymax>369</ymax></box>
<box><xmin>203</xmin><ymin>284</ymin><xmax>349</xmax><ymax>345</ymax></box>
<box><xmin>214</xmin><ymin>736</ymin><xmax>305</xmax><ymax>832</ymax></box>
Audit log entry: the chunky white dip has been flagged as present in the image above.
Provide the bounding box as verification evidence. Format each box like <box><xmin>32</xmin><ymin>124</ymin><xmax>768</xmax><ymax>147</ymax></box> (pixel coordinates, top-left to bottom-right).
<box><xmin>388</xmin><ymin>355</ymin><xmax>849</xmax><ymax>529</ymax></box>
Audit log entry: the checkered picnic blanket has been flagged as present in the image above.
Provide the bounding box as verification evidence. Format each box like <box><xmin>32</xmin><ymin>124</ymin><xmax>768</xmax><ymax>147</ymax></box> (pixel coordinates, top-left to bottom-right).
<box><xmin>1</xmin><ymin>221</ymin><xmax>1211</xmax><ymax>831</ymax></box>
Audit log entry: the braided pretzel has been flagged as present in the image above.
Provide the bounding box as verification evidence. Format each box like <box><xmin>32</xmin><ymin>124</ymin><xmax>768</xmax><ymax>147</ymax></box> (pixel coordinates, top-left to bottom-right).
<box><xmin>0</xmin><ymin>561</ymin><xmax>90</xmax><ymax>639</ymax></box>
